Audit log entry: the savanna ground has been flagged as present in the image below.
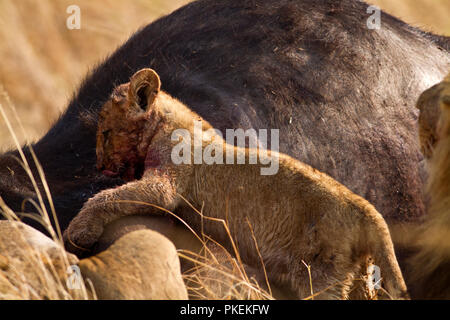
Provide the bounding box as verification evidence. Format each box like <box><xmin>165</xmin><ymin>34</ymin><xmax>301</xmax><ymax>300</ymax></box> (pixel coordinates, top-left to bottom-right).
<box><xmin>0</xmin><ymin>0</ymin><xmax>449</xmax><ymax>300</ymax></box>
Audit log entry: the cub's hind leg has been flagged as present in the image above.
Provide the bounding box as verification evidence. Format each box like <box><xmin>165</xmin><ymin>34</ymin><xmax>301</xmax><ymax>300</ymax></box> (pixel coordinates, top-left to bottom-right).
<box><xmin>284</xmin><ymin>203</ymin><xmax>407</xmax><ymax>299</ymax></box>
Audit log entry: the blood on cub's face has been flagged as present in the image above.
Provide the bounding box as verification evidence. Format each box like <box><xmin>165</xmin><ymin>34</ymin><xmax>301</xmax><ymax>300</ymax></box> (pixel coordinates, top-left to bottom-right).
<box><xmin>96</xmin><ymin>69</ymin><xmax>163</xmax><ymax>182</ymax></box>
<box><xmin>96</xmin><ymin>85</ymin><xmax>148</xmax><ymax>182</ymax></box>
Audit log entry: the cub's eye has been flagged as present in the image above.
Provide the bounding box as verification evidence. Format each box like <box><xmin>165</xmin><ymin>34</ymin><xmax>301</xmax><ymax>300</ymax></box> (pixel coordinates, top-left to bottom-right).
<box><xmin>103</xmin><ymin>130</ymin><xmax>111</xmax><ymax>142</ymax></box>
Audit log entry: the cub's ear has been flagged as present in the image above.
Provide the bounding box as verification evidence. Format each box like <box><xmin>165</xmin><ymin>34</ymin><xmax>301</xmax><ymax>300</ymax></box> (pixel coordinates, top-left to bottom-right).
<box><xmin>128</xmin><ymin>68</ymin><xmax>161</xmax><ymax>111</ymax></box>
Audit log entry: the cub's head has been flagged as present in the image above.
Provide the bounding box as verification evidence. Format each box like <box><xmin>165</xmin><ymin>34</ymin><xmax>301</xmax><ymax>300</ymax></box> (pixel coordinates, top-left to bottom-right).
<box><xmin>416</xmin><ymin>74</ymin><xmax>450</xmax><ymax>159</ymax></box>
<box><xmin>97</xmin><ymin>68</ymin><xmax>163</xmax><ymax>181</ymax></box>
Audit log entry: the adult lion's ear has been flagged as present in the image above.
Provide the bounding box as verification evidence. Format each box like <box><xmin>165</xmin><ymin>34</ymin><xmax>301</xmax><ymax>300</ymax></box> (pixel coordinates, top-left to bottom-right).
<box><xmin>128</xmin><ymin>68</ymin><xmax>161</xmax><ymax>111</ymax></box>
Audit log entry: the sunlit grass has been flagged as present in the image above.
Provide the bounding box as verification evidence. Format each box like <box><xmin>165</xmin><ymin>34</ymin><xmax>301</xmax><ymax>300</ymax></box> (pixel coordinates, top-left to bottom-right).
<box><xmin>0</xmin><ymin>90</ymin><xmax>92</xmax><ymax>300</ymax></box>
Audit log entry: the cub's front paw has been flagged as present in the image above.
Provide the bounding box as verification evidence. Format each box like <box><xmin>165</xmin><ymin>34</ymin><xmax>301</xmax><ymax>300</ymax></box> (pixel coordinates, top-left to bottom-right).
<box><xmin>63</xmin><ymin>209</ymin><xmax>105</xmax><ymax>258</ymax></box>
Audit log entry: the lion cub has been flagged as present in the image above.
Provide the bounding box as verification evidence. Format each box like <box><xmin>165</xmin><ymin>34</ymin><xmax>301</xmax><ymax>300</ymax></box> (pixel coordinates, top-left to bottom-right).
<box><xmin>64</xmin><ymin>69</ymin><xmax>407</xmax><ymax>299</ymax></box>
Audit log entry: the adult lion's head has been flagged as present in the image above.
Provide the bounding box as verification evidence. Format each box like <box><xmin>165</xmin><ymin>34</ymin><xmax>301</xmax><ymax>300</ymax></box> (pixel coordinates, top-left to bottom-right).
<box><xmin>411</xmin><ymin>72</ymin><xmax>450</xmax><ymax>299</ymax></box>
<box><xmin>416</xmin><ymin>74</ymin><xmax>450</xmax><ymax>159</ymax></box>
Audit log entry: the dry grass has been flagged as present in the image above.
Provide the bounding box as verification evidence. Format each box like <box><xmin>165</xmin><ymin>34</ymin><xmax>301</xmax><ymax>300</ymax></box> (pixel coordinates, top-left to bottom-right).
<box><xmin>0</xmin><ymin>98</ymin><xmax>92</xmax><ymax>299</ymax></box>
<box><xmin>181</xmin><ymin>245</ymin><xmax>273</xmax><ymax>300</ymax></box>
<box><xmin>0</xmin><ymin>0</ymin><xmax>448</xmax><ymax>151</ymax></box>
<box><xmin>176</xmin><ymin>200</ymin><xmax>275</xmax><ymax>300</ymax></box>
<box><xmin>0</xmin><ymin>215</ymin><xmax>92</xmax><ymax>300</ymax></box>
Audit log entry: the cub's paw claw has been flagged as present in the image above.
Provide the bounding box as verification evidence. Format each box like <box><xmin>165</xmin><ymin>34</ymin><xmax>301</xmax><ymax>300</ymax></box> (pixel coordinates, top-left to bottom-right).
<box><xmin>63</xmin><ymin>212</ymin><xmax>104</xmax><ymax>258</ymax></box>
<box><xmin>63</xmin><ymin>228</ymin><xmax>93</xmax><ymax>258</ymax></box>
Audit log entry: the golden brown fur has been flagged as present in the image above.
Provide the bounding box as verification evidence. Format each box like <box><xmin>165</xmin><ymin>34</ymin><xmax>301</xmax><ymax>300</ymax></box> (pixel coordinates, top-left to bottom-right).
<box><xmin>63</xmin><ymin>69</ymin><xmax>407</xmax><ymax>299</ymax></box>
<box><xmin>416</xmin><ymin>74</ymin><xmax>450</xmax><ymax>159</ymax></box>
<box><xmin>411</xmin><ymin>73</ymin><xmax>450</xmax><ymax>299</ymax></box>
